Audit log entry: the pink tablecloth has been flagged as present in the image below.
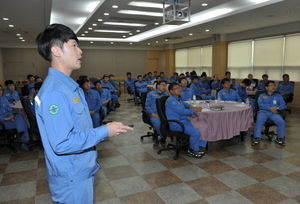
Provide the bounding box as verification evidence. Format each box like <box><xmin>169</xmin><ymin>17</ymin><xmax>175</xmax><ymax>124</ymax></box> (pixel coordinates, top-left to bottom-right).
<box><xmin>188</xmin><ymin>101</ymin><xmax>253</xmax><ymax>142</ymax></box>
<box><xmin>246</xmin><ymin>90</ymin><xmax>256</xmax><ymax>96</ymax></box>
<box><xmin>11</xmin><ymin>101</ymin><xmax>30</xmax><ymax>128</ymax></box>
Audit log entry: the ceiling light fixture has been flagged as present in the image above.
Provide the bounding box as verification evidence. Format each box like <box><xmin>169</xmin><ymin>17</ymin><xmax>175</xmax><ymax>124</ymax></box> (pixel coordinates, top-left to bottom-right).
<box><xmin>123</xmin><ymin>35</ymin><xmax>126</xmax><ymax>38</ymax></box>
<box><xmin>189</xmin><ymin>33</ymin><xmax>193</xmax><ymax>35</ymax></box>
<box><xmin>90</xmin><ymin>41</ymin><xmax>93</xmax><ymax>43</ymax></box>
<box><xmin>154</xmin><ymin>23</ymin><xmax>159</xmax><ymax>25</ymax></box>
<box><xmin>129</xmin><ymin>33</ymin><xmax>133</xmax><ymax>35</ymax></box>
<box><xmin>111</xmin><ymin>42</ymin><xmax>114</xmax><ymax>44</ymax></box>
<box><xmin>16</xmin><ymin>34</ymin><xmax>21</xmax><ymax>36</ymax></box>
<box><xmin>136</xmin><ymin>30</ymin><xmax>140</xmax><ymax>32</ymax></box>
<box><xmin>104</xmin><ymin>22</ymin><xmax>147</xmax><ymax>27</ymax></box>
<box><xmin>88</xmin><ymin>27</ymin><xmax>93</xmax><ymax>30</ymax></box>
<box><xmin>84</xmin><ymin>31</ymin><xmax>89</xmax><ymax>33</ymax></box>
<box><xmin>81</xmin><ymin>34</ymin><xmax>85</xmax><ymax>36</ymax></box>
<box><xmin>118</xmin><ymin>10</ymin><xmax>163</xmax><ymax>17</ymax></box>
<box><xmin>19</xmin><ymin>37</ymin><xmax>23</xmax><ymax>39</ymax></box>
<box><xmin>156</xmin><ymin>41</ymin><xmax>159</xmax><ymax>43</ymax></box>
<box><xmin>104</xmin><ymin>13</ymin><xmax>109</xmax><ymax>15</ymax></box>
<box><xmin>98</xmin><ymin>19</ymin><xmax>103</xmax><ymax>21</ymax></box>
<box><xmin>130</xmin><ymin>43</ymin><xmax>133</xmax><ymax>44</ymax></box>
<box><xmin>3</xmin><ymin>18</ymin><xmax>9</xmax><ymax>20</ymax></box>
<box><xmin>148</xmin><ymin>43</ymin><xmax>151</xmax><ymax>45</ymax></box>
<box><xmin>22</xmin><ymin>40</ymin><xmax>25</xmax><ymax>42</ymax></box>
<box><xmin>202</xmin><ymin>3</ymin><xmax>208</xmax><ymax>6</ymax></box>
<box><xmin>94</xmin><ymin>30</ymin><xmax>130</xmax><ymax>33</ymax></box>
<box><xmin>128</xmin><ymin>1</ymin><xmax>170</xmax><ymax>9</ymax></box>
<box><xmin>8</xmin><ymin>25</ymin><xmax>14</xmax><ymax>27</ymax></box>
<box><xmin>92</xmin><ymin>24</ymin><xmax>97</xmax><ymax>26</ymax></box>
<box><xmin>165</xmin><ymin>39</ymin><xmax>168</xmax><ymax>41</ymax></box>
<box><xmin>205</xmin><ymin>29</ymin><xmax>210</xmax><ymax>32</ymax></box>
<box><xmin>112</xmin><ymin>5</ymin><xmax>118</xmax><ymax>8</ymax></box>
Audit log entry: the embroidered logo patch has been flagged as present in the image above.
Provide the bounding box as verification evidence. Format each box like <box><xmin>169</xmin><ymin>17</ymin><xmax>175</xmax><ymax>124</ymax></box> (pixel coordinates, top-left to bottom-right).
<box><xmin>49</xmin><ymin>105</ymin><xmax>59</xmax><ymax>115</ymax></box>
<box><xmin>172</xmin><ymin>101</ymin><xmax>176</xmax><ymax>105</ymax></box>
<box><xmin>263</xmin><ymin>96</ymin><xmax>268</xmax><ymax>98</ymax></box>
<box><xmin>153</xmin><ymin>94</ymin><xmax>158</xmax><ymax>96</ymax></box>
<box><xmin>222</xmin><ymin>93</ymin><xmax>226</xmax><ymax>95</ymax></box>
<box><xmin>73</xmin><ymin>97</ymin><xmax>79</xmax><ymax>103</ymax></box>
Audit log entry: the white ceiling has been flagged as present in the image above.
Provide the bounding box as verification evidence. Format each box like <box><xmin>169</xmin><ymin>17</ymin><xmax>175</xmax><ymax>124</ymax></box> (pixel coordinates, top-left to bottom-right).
<box><xmin>0</xmin><ymin>0</ymin><xmax>300</xmax><ymax>49</ymax></box>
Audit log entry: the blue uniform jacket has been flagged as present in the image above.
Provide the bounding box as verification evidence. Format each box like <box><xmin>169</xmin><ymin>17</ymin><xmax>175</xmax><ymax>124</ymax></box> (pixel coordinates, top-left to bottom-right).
<box><xmin>0</xmin><ymin>96</ymin><xmax>13</xmax><ymax>121</ymax></box>
<box><xmin>180</xmin><ymin>87</ymin><xmax>195</xmax><ymax>101</ymax></box>
<box><xmin>3</xmin><ymin>90</ymin><xmax>20</xmax><ymax>103</ymax></box>
<box><xmin>257</xmin><ymin>92</ymin><xmax>286</xmax><ymax>113</ymax></box>
<box><xmin>28</xmin><ymin>83</ymin><xmax>34</xmax><ymax>91</ymax></box>
<box><xmin>235</xmin><ymin>84</ymin><xmax>250</xmax><ymax>100</ymax></box>
<box><xmin>35</xmin><ymin>68</ymin><xmax>108</xmax><ymax>185</ymax></box>
<box><xmin>211</xmin><ymin>81</ymin><xmax>221</xmax><ymax>89</ymax></box>
<box><xmin>217</xmin><ymin>89</ymin><xmax>242</xmax><ymax>102</ymax></box>
<box><xmin>276</xmin><ymin>82</ymin><xmax>294</xmax><ymax>95</ymax></box>
<box><xmin>143</xmin><ymin>78</ymin><xmax>151</xmax><ymax>84</ymax></box>
<box><xmin>109</xmin><ymin>80</ymin><xmax>118</xmax><ymax>89</ymax></box>
<box><xmin>198</xmin><ymin>80</ymin><xmax>210</xmax><ymax>90</ymax></box>
<box><xmin>257</xmin><ymin>81</ymin><xmax>267</xmax><ymax>90</ymax></box>
<box><xmin>102</xmin><ymin>81</ymin><xmax>115</xmax><ymax>93</ymax></box>
<box><xmin>190</xmin><ymin>83</ymin><xmax>205</xmax><ymax>96</ymax></box>
<box><xmin>145</xmin><ymin>90</ymin><xmax>168</xmax><ymax>115</ymax></box>
<box><xmin>125</xmin><ymin>77</ymin><xmax>136</xmax><ymax>92</ymax></box>
<box><xmin>135</xmin><ymin>81</ymin><xmax>148</xmax><ymax>93</ymax></box>
<box><xmin>98</xmin><ymin>88</ymin><xmax>111</xmax><ymax>107</ymax></box>
<box><xmin>161</xmin><ymin>77</ymin><xmax>169</xmax><ymax>83</ymax></box>
<box><xmin>84</xmin><ymin>89</ymin><xmax>101</xmax><ymax>113</ymax></box>
<box><xmin>165</xmin><ymin>95</ymin><xmax>194</xmax><ymax>124</ymax></box>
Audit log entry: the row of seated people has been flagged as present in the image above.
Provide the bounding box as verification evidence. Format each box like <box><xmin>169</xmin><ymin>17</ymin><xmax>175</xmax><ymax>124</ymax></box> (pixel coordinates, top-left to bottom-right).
<box><xmin>143</xmin><ymin>78</ymin><xmax>288</xmax><ymax>158</ymax></box>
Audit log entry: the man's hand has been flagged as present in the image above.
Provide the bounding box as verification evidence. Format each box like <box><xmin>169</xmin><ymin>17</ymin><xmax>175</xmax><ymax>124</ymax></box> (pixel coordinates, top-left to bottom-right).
<box><xmin>190</xmin><ymin>106</ymin><xmax>202</xmax><ymax>112</ymax></box>
<box><xmin>89</xmin><ymin>111</ymin><xmax>95</xmax><ymax>115</ymax></box>
<box><xmin>4</xmin><ymin>115</ymin><xmax>14</xmax><ymax>121</ymax></box>
<box><xmin>106</xmin><ymin>122</ymin><xmax>134</xmax><ymax>137</ymax></box>
<box><xmin>151</xmin><ymin>113</ymin><xmax>159</xmax><ymax>118</ymax></box>
<box><xmin>201</xmin><ymin>94</ymin><xmax>207</xmax><ymax>97</ymax></box>
<box><xmin>270</xmin><ymin>106</ymin><xmax>278</xmax><ymax>114</ymax></box>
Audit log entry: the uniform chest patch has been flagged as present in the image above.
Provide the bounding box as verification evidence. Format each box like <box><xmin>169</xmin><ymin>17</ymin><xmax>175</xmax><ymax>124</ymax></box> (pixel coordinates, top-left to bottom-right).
<box><xmin>222</xmin><ymin>93</ymin><xmax>226</xmax><ymax>95</ymax></box>
<box><xmin>49</xmin><ymin>105</ymin><xmax>59</xmax><ymax>115</ymax></box>
<box><xmin>263</xmin><ymin>96</ymin><xmax>268</xmax><ymax>98</ymax></box>
<box><xmin>73</xmin><ymin>97</ymin><xmax>79</xmax><ymax>103</ymax></box>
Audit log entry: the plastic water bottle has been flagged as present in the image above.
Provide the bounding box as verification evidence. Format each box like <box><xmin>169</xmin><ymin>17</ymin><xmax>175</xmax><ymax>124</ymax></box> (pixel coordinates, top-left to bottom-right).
<box><xmin>193</xmin><ymin>95</ymin><xmax>197</xmax><ymax>107</ymax></box>
<box><xmin>217</xmin><ymin>97</ymin><xmax>221</xmax><ymax>104</ymax></box>
<box><xmin>246</xmin><ymin>98</ymin><xmax>249</xmax><ymax>106</ymax></box>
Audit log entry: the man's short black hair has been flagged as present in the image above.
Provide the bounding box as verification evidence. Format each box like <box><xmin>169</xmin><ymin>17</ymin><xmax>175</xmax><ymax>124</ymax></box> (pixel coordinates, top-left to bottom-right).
<box><xmin>77</xmin><ymin>78</ymin><xmax>89</xmax><ymax>87</ymax></box>
<box><xmin>94</xmin><ymin>80</ymin><xmax>101</xmax><ymax>86</ymax></box>
<box><xmin>262</xmin><ymin>74</ymin><xmax>268</xmax><ymax>78</ymax></box>
<box><xmin>185</xmin><ymin>71</ymin><xmax>189</xmax><ymax>75</ymax></box>
<box><xmin>126</xmin><ymin>72</ymin><xmax>132</xmax><ymax>76</ymax></box>
<box><xmin>156</xmin><ymin>80</ymin><xmax>166</xmax><ymax>88</ymax></box>
<box><xmin>225</xmin><ymin>71</ymin><xmax>231</xmax><ymax>76</ymax></box>
<box><xmin>137</xmin><ymin>75</ymin><xmax>142</xmax><ymax>78</ymax></box>
<box><xmin>174</xmin><ymin>72</ymin><xmax>178</xmax><ymax>76</ymax></box>
<box><xmin>192</xmin><ymin>76</ymin><xmax>199</xmax><ymax>81</ymax></box>
<box><xmin>282</xmin><ymin>74</ymin><xmax>289</xmax><ymax>79</ymax></box>
<box><xmin>5</xmin><ymin>80</ymin><xmax>14</xmax><ymax>86</ymax></box>
<box><xmin>108</xmin><ymin>74</ymin><xmax>114</xmax><ymax>78</ymax></box>
<box><xmin>201</xmin><ymin>72</ymin><xmax>207</xmax><ymax>77</ymax></box>
<box><xmin>168</xmin><ymin>82</ymin><xmax>179</xmax><ymax>92</ymax></box>
<box><xmin>102</xmin><ymin>75</ymin><xmax>109</xmax><ymax>79</ymax></box>
<box><xmin>35</xmin><ymin>76</ymin><xmax>43</xmax><ymax>82</ymax></box>
<box><xmin>27</xmin><ymin>74</ymin><xmax>34</xmax><ymax>80</ymax></box>
<box><xmin>242</xmin><ymin>78</ymin><xmax>251</xmax><ymax>86</ymax></box>
<box><xmin>221</xmin><ymin>78</ymin><xmax>230</xmax><ymax>85</ymax></box>
<box><xmin>148</xmin><ymin>72</ymin><xmax>152</xmax><ymax>75</ymax></box>
<box><xmin>160</xmin><ymin>72</ymin><xmax>164</xmax><ymax>75</ymax></box>
<box><xmin>34</xmin><ymin>82</ymin><xmax>43</xmax><ymax>91</ymax></box>
<box><xmin>156</xmin><ymin>76</ymin><xmax>161</xmax><ymax>79</ymax></box>
<box><xmin>36</xmin><ymin>24</ymin><xmax>78</xmax><ymax>62</ymax></box>
<box><xmin>265</xmin><ymin>80</ymin><xmax>275</xmax><ymax>87</ymax></box>
<box><xmin>179</xmin><ymin>77</ymin><xmax>187</xmax><ymax>84</ymax></box>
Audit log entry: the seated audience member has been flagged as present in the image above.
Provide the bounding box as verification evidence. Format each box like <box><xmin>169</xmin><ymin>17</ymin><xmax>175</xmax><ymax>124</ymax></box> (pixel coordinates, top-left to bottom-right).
<box><xmin>145</xmin><ymin>81</ymin><xmax>169</xmax><ymax>138</ymax></box>
<box><xmin>148</xmin><ymin>72</ymin><xmax>154</xmax><ymax>82</ymax></box>
<box><xmin>0</xmin><ymin>85</ymin><xmax>30</xmax><ymax>151</ymax></box>
<box><xmin>276</xmin><ymin>74</ymin><xmax>294</xmax><ymax>101</ymax></box>
<box><xmin>108</xmin><ymin>74</ymin><xmax>120</xmax><ymax>96</ymax></box>
<box><xmin>78</xmin><ymin>79</ymin><xmax>101</xmax><ymax>128</ymax></box>
<box><xmin>179</xmin><ymin>77</ymin><xmax>195</xmax><ymax>101</ymax></box>
<box><xmin>257</xmin><ymin>74</ymin><xmax>268</xmax><ymax>90</ymax></box>
<box><xmin>153</xmin><ymin>76</ymin><xmax>162</xmax><ymax>90</ymax></box>
<box><xmin>211</xmin><ymin>75</ymin><xmax>221</xmax><ymax>89</ymax></box>
<box><xmin>225</xmin><ymin>71</ymin><xmax>235</xmax><ymax>87</ymax></box>
<box><xmin>160</xmin><ymin>72</ymin><xmax>169</xmax><ymax>83</ymax></box>
<box><xmin>169</xmin><ymin>72</ymin><xmax>176</xmax><ymax>82</ymax></box>
<box><xmin>253</xmin><ymin>81</ymin><xmax>286</xmax><ymax>145</ymax></box>
<box><xmin>166</xmin><ymin>83</ymin><xmax>207</xmax><ymax>158</ymax></box>
<box><xmin>235</xmin><ymin>79</ymin><xmax>254</xmax><ymax>108</ymax></box>
<box><xmin>190</xmin><ymin>76</ymin><xmax>214</xmax><ymax>100</ymax></box>
<box><xmin>185</xmin><ymin>71</ymin><xmax>190</xmax><ymax>79</ymax></box>
<box><xmin>143</xmin><ymin>74</ymin><xmax>151</xmax><ymax>84</ymax></box>
<box><xmin>29</xmin><ymin>76</ymin><xmax>43</xmax><ymax>100</ymax></box>
<box><xmin>170</xmin><ymin>72</ymin><xmax>180</xmax><ymax>83</ymax></box>
<box><xmin>27</xmin><ymin>74</ymin><xmax>35</xmax><ymax>91</ymax></box>
<box><xmin>198</xmin><ymin>73</ymin><xmax>212</xmax><ymax>95</ymax></box>
<box><xmin>135</xmin><ymin>75</ymin><xmax>148</xmax><ymax>96</ymax></box>
<box><xmin>247</xmin><ymin>74</ymin><xmax>257</xmax><ymax>89</ymax></box>
<box><xmin>3</xmin><ymin>80</ymin><xmax>19</xmax><ymax>103</ymax></box>
<box><xmin>179</xmin><ymin>73</ymin><xmax>185</xmax><ymax>78</ymax></box>
<box><xmin>103</xmin><ymin>75</ymin><xmax>120</xmax><ymax>108</ymax></box>
<box><xmin>218</xmin><ymin>78</ymin><xmax>242</xmax><ymax>102</ymax></box>
<box><xmin>125</xmin><ymin>72</ymin><xmax>136</xmax><ymax>94</ymax></box>
<box><xmin>30</xmin><ymin>82</ymin><xmax>43</xmax><ymax>116</ymax></box>
<box><xmin>94</xmin><ymin>80</ymin><xmax>112</xmax><ymax>116</ymax></box>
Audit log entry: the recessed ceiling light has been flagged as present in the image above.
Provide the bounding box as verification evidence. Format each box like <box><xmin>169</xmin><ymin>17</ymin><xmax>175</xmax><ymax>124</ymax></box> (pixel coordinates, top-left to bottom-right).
<box><xmin>189</xmin><ymin>33</ymin><xmax>193</xmax><ymax>35</ymax></box>
<box><xmin>154</xmin><ymin>22</ymin><xmax>159</xmax><ymax>25</ymax></box>
<box><xmin>84</xmin><ymin>31</ymin><xmax>89</xmax><ymax>33</ymax></box>
<box><xmin>90</xmin><ymin>41</ymin><xmax>93</xmax><ymax>43</ymax></box>
<box><xmin>94</xmin><ymin>30</ymin><xmax>130</xmax><ymax>33</ymax></box>
<box><xmin>92</xmin><ymin>24</ymin><xmax>97</xmax><ymax>26</ymax></box>
<box><xmin>202</xmin><ymin>3</ymin><xmax>208</xmax><ymax>6</ymax></box>
<box><xmin>98</xmin><ymin>19</ymin><xmax>103</xmax><ymax>21</ymax></box>
<box><xmin>129</xmin><ymin>33</ymin><xmax>133</xmax><ymax>35</ymax></box>
<box><xmin>9</xmin><ymin>25</ymin><xmax>14</xmax><ymax>27</ymax></box>
<box><xmin>148</xmin><ymin>43</ymin><xmax>151</xmax><ymax>45</ymax></box>
<box><xmin>118</xmin><ymin>10</ymin><xmax>163</xmax><ymax>17</ymax></box>
<box><xmin>104</xmin><ymin>22</ymin><xmax>147</xmax><ymax>27</ymax></box>
<box><xmin>112</xmin><ymin>5</ymin><xmax>118</xmax><ymax>8</ymax></box>
<box><xmin>128</xmin><ymin>1</ymin><xmax>170</xmax><ymax>9</ymax></box>
<box><xmin>16</xmin><ymin>34</ymin><xmax>21</xmax><ymax>36</ymax></box>
<box><xmin>156</xmin><ymin>41</ymin><xmax>159</xmax><ymax>43</ymax></box>
<box><xmin>22</xmin><ymin>40</ymin><xmax>25</xmax><ymax>42</ymax></box>
<box><xmin>104</xmin><ymin>13</ymin><xmax>109</xmax><ymax>16</ymax></box>
<box><xmin>205</xmin><ymin>29</ymin><xmax>210</xmax><ymax>32</ymax></box>
<box><xmin>81</xmin><ymin>34</ymin><xmax>85</xmax><ymax>36</ymax></box>
<box><xmin>165</xmin><ymin>39</ymin><xmax>168</xmax><ymax>41</ymax></box>
<box><xmin>19</xmin><ymin>37</ymin><xmax>23</xmax><ymax>39</ymax></box>
<box><xmin>88</xmin><ymin>27</ymin><xmax>93</xmax><ymax>30</ymax></box>
<box><xmin>136</xmin><ymin>30</ymin><xmax>140</xmax><ymax>32</ymax></box>
<box><xmin>130</xmin><ymin>42</ymin><xmax>133</xmax><ymax>45</ymax></box>
<box><xmin>123</xmin><ymin>35</ymin><xmax>126</xmax><ymax>38</ymax></box>
<box><xmin>3</xmin><ymin>18</ymin><xmax>9</xmax><ymax>21</ymax></box>
<box><xmin>111</xmin><ymin>42</ymin><xmax>114</xmax><ymax>44</ymax></box>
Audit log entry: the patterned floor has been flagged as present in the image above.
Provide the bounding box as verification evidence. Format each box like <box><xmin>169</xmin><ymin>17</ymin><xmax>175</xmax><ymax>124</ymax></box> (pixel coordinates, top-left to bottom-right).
<box><xmin>0</xmin><ymin>93</ymin><xmax>300</xmax><ymax>204</ymax></box>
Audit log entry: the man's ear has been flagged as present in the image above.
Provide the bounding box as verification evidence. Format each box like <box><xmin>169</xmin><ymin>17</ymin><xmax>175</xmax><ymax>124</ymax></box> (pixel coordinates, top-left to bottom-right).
<box><xmin>51</xmin><ymin>46</ymin><xmax>61</xmax><ymax>58</ymax></box>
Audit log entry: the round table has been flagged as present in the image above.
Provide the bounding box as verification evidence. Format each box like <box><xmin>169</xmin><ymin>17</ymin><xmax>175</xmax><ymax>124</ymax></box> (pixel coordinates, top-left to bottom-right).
<box><xmin>188</xmin><ymin>100</ymin><xmax>253</xmax><ymax>142</ymax></box>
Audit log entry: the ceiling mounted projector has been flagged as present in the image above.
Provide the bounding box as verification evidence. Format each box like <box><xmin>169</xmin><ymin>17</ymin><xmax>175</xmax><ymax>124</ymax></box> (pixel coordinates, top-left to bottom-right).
<box><xmin>163</xmin><ymin>0</ymin><xmax>191</xmax><ymax>25</ymax></box>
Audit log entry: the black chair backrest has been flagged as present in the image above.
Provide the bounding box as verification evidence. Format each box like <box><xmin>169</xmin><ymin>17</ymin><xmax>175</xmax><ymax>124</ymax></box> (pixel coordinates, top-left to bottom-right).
<box><xmin>21</xmin><ymin>84</ymin><xmax>29</xmax><ymax>96</ymax></box>
<box><xmin>156</xmin><ymin>95</ymin><xmax>169</xmax><ymax>127</ymax></box>
<box><xmin>141</xmin><ymin>91</ymin><xmax>149</xmax><ymax>110</ymax></box>
<box><xmin>253</xmin><ymin>79</ymin><xmax>259</xmax><ymax>88</ymax></box>
<box><xmin>187</xmin><ymin>82</ymin><xmax>192</xmax><ymax>88</ymax></box>
<box><xmin>79</xmin><ymin>75</ymin><xmax>88</xmax><ymax>80</ymax></box>
<box><xmin>278</xmin><ymin>81</ymin><xmax>294</xmax><ymax>103</ymax></box>
<box><xmin>20</xmin><ymin>96</ymin><xmax>40</xmax><ymax>135</ymax></box>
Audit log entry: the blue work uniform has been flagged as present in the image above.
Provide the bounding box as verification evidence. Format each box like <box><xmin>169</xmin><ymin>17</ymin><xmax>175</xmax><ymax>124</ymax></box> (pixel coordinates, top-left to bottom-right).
<box><xmin>102</xmin><ymin>81</ymin><xmax>119</xmax><ymax>104</ymax></box>
<box><xmin>109</xmin><ymin>80</ymin><xmax>118</xmax><ymax>89</ymax></box>
<box><xmin>28</xmin><ymin>83</ymin><xmax>34</xmax><ymax>91</ymax></box>
<box><xmin>0</xmin><ymin>96</ymin><xmax>29</xmax><ymax>142</ymax></box>
<box><xmin>254</xmin><ymin>92</ymin><xmax>286</xmax><ymax>138</ymax></box>
<box><xmin>97</xmin><ymin>88</ymin><xmax>111</xmax><ymax>117</ymax></box>
<box><xmin>145</xmin><ymin>90</ymin><xmax>168</xmax><ymax>137</ymax></box>
<box><xmin>235</xmin><ymin>83</ymin><xmax>254</xmax><ymax>108</ymax></box>
<box><xmin>180</xmin><ymin>87</ymin><xmax>195</xmax><ymax>101</ymax></box>
<box><xmin>257</xmin><ymin>81</ymin><xmax>267</xmax><ymax>90</ymax></box>
<box><xmin>198</xmin><ymin>80</ymin><xmax>212</xmax><ymax>95</ymax></box>
<box><xmin>217</xmin><ymin>89</ymin><xmax>242</xmax><ymax>102</ymax></box>
<box><xmin>161</xmin><ymin>77</ymin><xmax>169</xmax><ymax>83</ymax></box>
<box><xmin>3</xmin><ymin>89</ymin><xmax>20</xmax><ymax>103</ymax></box>
<box><xmin>276</xmin><ymin>81</ymin><xmax>294</xmax><ymax>101</ymax></box>
<box><xmin>211</xmin><ymin>81</ymin><xmax>221</xmax><ymax>89</ymax></box>
<box><xmin>35</xmin><ymin>68</ymin><xmax>108</xmax><ymax>204</ymax></box>
<box><xmin>165</xmin><ymin>95</ymin><xmax>207</xmax><ymax>151</ymax></box>
<box><xmin>190</xmin><ymin>83</ymin><xmax>214</xmax><ymax>100</ymax></box>
<box><xmin>143</xmin><ymin>78</ymin><xmax>152</xmax><ymax>84</ymax></box>
<box><xmin>83</xmin><ymin>89</ymin><xmax>101</xmax><ymax>128</ymax></box>
<box><xmin>135</xmin><ymin>81</ymin><xmax>148</xmax><ymax>96</ymax></box>
<box><xmin>250</xmin><ymin>80</ymin><xmax>257</xmax><ymax>88</ymax></box>
<box><xmin>125</xmin><ymin>77</ymin><xmax>136</xmax><ymax>93</ymax></box>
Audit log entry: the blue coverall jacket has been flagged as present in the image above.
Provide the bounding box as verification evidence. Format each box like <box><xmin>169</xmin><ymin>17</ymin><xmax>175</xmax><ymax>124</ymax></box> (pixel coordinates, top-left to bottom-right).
<box><xmin>3</xmin><ymin>89</ymin><xmax>20</xmax><ymax>103</ymax></box>
<box><xmin>276</xmin><ymin>81</ymin><xmax>294</xmax><ymax>100</ymax></box>
<box><xmin>217</xmin><ymin>88</ymin><xmax>242</xmax><ymax>102</ymax></box>
<box><xmin>180</xmin><ymin>87</ymin><xmax>195</xmax><ymax>101</ymax></box>
<box><xmin>125</xmin><ymin>77</ymin><xmax>136</xmax><ymax>93</ymax></box>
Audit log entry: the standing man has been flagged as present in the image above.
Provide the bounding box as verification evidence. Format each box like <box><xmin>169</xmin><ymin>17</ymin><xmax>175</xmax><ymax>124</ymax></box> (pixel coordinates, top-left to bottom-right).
<box><xmin>252</xmin><ymin>81</ymin><xmax>286</xmax><ymax>145</ymax></box>
<box><xmin>166</xmin><ymin>83</ymin><xmax>207</xmax><ymax>158</ymax></box>
<box><xmin>3</xmin><ymin>80</ymin><xmax>20</xmax><ymax>103</ymax></box>
<box><xmin>145</xmin><ymin>81</ymin><xmax>168</xmax><ymax>138</ymax></box>
<box><xmin>276</xmin><ymin>74</ymin><xmax>294</xmax><ymax>101</ymax></box>
<box><xmin>35</xmin><ymin>24</ymin><xmax>133</xmax><ymax>204</ymax></box>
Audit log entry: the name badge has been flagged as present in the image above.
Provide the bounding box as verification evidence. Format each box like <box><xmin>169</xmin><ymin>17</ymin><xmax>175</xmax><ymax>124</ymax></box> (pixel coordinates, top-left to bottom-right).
<box><xmin>273</xmin><ymin>100</ymin><xmax>277</xmax><ymax>104</ymax></box>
